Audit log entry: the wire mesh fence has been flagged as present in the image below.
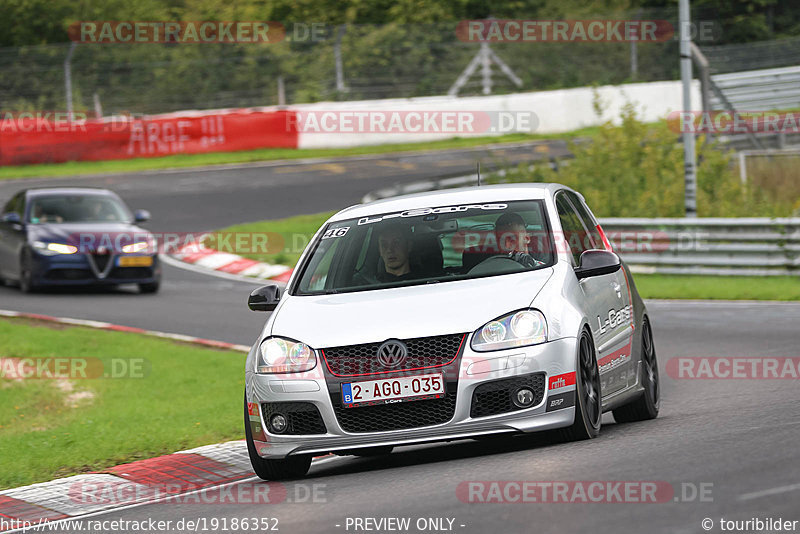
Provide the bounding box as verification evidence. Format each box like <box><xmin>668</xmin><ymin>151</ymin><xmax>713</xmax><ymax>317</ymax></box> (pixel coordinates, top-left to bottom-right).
<box><xmin>0</xmin><ymin>18</ymin><xmax>797</xmax><ymax>116</ymax></box>
<box><xmin>699</xmin><ymin>35</ymin><xmax>800</xmax><ymax>74</ymax></box>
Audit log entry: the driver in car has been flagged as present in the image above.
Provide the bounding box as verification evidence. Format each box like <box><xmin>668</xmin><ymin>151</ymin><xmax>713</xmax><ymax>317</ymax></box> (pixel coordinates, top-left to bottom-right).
<box><xmin>494</xmin><ymin>213</ymin><xmax>542</xmax><ymax>268</ymax></box>
<box><xmin>376</xmin><ymin>224</ymin><xmax>417</xmax><ymax>282</ymax></box>
<box><xmin>87</xmin><ymin>199</ymin><xmax>116</xmax><ymax>221</ymax></box>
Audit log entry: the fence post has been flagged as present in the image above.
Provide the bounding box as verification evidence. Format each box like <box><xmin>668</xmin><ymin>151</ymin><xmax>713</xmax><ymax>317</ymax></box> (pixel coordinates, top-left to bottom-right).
<box><xmin>334</xmin><ymin>25</ymin><xmax>347</xmax><ymax>94</ymax></box>
<box><xmin>690</xmin><ymin>43</ymin><xmax>711</xmax><ymax>114</ymax></box>
<box><xmin>277</xmin><ymin>76</ymin><xmax>286</xmax><ymax>106</ymax></box>
<box><xmin>679</xmin><ymin>0</ymin><xmax>698</xmax><ymax>218</ymax></box>
<box><xmin>92</xmin><ymin>92</ymin><xmax>102</xmax><ymax>118</ymax></box>
<box><xmin>64</xmin><ymin>42</ymin><xmax>77</xmax><ymax>121</ymax></box>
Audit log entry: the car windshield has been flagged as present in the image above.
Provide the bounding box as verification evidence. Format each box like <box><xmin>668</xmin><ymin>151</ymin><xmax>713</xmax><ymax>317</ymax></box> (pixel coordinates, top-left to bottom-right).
<box><xmin>294</xmin><ymin>199</ymin><xmax>555</xmax><ymax>295</ymax></box>
<box><xmin>27</xmin><ymin>195</ymin><xmax>131</xmax><ymax>224</ymax></box>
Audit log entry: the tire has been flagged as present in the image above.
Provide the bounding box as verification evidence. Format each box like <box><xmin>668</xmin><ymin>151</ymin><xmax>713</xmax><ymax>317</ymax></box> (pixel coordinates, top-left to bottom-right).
<box><xmin>613</xmin><ymin>318</ymin><xmax>660</xmax><ymax>423</ymax></box>
<box><xmin>558</xmin><ymin>329</ymin><xmax>602</xmax><ymax>441</ymax></box>
<box><xmin>138</xmin><ymin>281</ymin><xmax>160</xmax><ymax>294</ymax></box>
<box><xmin>18</xmin><ymin>249</ymin><xmax>37</xmax><ymax>294</ymax></box>
<box><xmin>244</xmin><ymin>394</ymin><xmax>311</xmax><ymax>480</ymax></box>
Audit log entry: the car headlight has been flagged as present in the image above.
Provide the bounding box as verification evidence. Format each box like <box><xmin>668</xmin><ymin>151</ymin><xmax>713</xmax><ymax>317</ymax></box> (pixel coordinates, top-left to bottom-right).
<box><xmin>257</xmin><ymin>337</ymin><xmax>317</xmax><ymax>374</ymax></box>
<box><xmin>471</xmin><ymin>309</ymin><xmax>547</xmax><ymax>352</ymax></box>
<box><xmin>33</xmin><ymin>241</ymin><xmax>78</xmax><ymax>255</ymax></box>
<box><xmin>122</xmin><ymin>242</ymin><xmax>149</xmax><ymax>254</ymax></box>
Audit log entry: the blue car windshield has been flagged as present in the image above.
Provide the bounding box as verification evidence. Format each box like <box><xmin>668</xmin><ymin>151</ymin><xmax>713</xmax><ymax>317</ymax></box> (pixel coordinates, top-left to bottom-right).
<box><xmin>27</xmin><ymin>196</ymin><xmax>131</xmax><ymax>224</ymax></box>
<box><xmin>293</xmin><ymin>199</ymin><xmax>556</xmax><ymax>296</ymax></box>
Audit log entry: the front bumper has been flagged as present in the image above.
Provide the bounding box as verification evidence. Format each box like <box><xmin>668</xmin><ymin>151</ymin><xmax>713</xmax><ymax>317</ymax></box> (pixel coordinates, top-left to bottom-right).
<box><xmin>246</xmin><ymin>336</ymin><xmax>578</xmax><ymax>459</ymax></box>
<box><xmin>31</xmin><ymin>252</ymin><xmax>160</xmax><ymax>286</ymax></box>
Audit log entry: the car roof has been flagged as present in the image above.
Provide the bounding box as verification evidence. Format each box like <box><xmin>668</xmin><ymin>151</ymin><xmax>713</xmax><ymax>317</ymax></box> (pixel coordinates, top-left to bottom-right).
<box><xmin>329</xmin><ymin>183</ymin><xmax>576</xmax><ymax>222</ymax></box>
<box><xmin>24</xmin><ymin>187</ymin><xmax>117</xmax><ymax>198</ymax></box>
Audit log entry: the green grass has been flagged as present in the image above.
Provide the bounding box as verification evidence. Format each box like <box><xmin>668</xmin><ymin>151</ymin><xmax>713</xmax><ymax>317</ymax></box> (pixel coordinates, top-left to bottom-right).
<box><xmin>632</xmin><ymin>273</ymin><xmax>800</xmax><ymax>301</ymax></box>
<box><xmin>211</xmin><ymin>211</ymin><xmax>336</xmax><ymax>266</ymax></box>
<box><xmin>0</xmin><ymin>318</ymin><xmax>245</xmax><ymax>489</ymax></box>
<box><xmin>0</xmin><ymin>129</ymin><xmax>598</xmax><ymax>181</ymax></box>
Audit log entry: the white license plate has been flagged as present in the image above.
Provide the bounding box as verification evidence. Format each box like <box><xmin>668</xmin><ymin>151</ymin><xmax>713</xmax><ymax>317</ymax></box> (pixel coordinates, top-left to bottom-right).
<box><xmin>341</xmin><ymin>373</ymin><xmax>445</xmax><ymax>408</ymax></box>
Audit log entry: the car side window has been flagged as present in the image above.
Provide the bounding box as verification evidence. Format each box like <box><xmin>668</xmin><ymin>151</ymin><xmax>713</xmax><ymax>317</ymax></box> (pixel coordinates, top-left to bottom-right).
<box><xmin>3</xmin><ymin>193</ymin><xmax>23</xmax><ymax>216</ymax></box>
<box><xmin>305</xmin><ymin>238</ymin><xmax>341</xmax><ymax>292</ymax></box>
<box><xmin>565</xmin><ymin>192</ymin><xmax>602</xmax><ymax>250</ymax></box>
<box><xmin>555</xmin><ymin>193</ymin><xmax>592</xmax><ymax>265</ymax></box>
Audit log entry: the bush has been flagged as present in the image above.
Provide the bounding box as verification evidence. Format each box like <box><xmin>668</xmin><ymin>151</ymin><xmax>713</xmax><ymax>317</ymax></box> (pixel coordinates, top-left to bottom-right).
<box><xmin>492</xmin><ymin>102</ymin><xmax>796</xmax><ymax>217</ymax></box>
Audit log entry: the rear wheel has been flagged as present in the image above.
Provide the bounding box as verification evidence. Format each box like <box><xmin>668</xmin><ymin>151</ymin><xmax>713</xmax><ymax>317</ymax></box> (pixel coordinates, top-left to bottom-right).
<box><xmin>559</xmin><ymin>329</ymin><xmax>602</xmax><ymax>441</ymax></box>
<box><xmin>613</xmin><ymin>318</ymin><xmax>660</xmax><ymax>423</ymax></box>
<box><xmin>244</xmin><ymin>394</ymin><xmax>311</xmax><ymax>480</ymax></box>
<box><xmin>18</xmin><ymin>249</ymin><xmax>37</xmax><ymax>294</ymax></box>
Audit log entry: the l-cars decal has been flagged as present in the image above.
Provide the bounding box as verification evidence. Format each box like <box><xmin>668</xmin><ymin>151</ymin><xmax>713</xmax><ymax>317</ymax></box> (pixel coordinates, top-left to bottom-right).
<box><xmin>357</xmin><ymin>204</ymin><xmax>508</xmax><ymax>225</ymax></box>
<box><xmin>596</xmin><ymin>304</ymin><xmax>632</xmax><ymax>334</ymax></box>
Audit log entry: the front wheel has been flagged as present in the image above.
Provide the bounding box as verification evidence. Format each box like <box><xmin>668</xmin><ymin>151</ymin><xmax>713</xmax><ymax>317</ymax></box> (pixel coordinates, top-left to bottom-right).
<box><xmin>613</xmin><ymin>318</ymin><xmax>660</xmax><ymax>423</ymax></box>
<box><xmin>558</xmin><ymin>329</ymin><xmax>602</xmax><ymax>441</ymax></box>
<box><xmin>244</xmin><ymin>394</ymin><xmax>311</xmax><ymax>480</ymax></box>
<box><xmin>19</xmin><ymin>249</ymin><xmax>37</xmax><ymax>294</ymax></box>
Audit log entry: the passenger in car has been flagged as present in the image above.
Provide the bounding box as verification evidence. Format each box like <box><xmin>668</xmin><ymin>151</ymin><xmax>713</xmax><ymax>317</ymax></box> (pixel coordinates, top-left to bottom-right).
<box><xmin>31</xmin><ymin>203</ymin><xmax>63</xmax><ymax>224</ymax></box>
<box><xmin>376</xmin><ymin>224</ymin><xmax>416</xmax><ymax>282</ymax></box>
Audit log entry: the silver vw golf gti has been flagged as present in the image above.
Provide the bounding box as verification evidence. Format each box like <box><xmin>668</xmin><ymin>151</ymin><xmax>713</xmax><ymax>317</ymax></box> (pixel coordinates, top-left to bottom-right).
<box><xmin>244</xmin><ymin>184</ymin><xmax>660</xmax><ymax>479</ymax></box>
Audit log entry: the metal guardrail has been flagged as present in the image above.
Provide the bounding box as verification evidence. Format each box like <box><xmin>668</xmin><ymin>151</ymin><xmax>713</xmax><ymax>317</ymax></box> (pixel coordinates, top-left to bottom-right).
<box><xmin>362</xmin><ymin>180</ymin><xmax>800</xmax><ymax>277</ymax></box>
<box><xmin>696</xmin><ymin>64</ymin><xmax>800</xmax><ymax>150</ymax></box>
<box><xmin>709</xmin><ymin>65</ymin><xmax>800</xmax><ymax>111</ymax></box>
<box><xmin>597</xmin><ymin>218</ymin><xmax>800</xmax><ymax>276</ymax></box>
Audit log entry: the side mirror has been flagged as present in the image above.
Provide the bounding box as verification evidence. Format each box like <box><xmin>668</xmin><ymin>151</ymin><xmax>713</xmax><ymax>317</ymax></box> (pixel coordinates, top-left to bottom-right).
<box><xmin>133</xmin><ymin>209</ymin><xmax>150</xmax><ymax>223</ymax></box>
<box><xmin>575</xmin><ymin>250</ymin><xmax>621</xmax><ymax>279</ymax></box>
<box><xmin>248</xmin><ymin>284</ymin><xmax>282</xmax><ymax>312</ymax></box>
<box><xmin>2</xmin><ymin>212</ymin><xmax>22</xmax><ymax>224</ymax></box>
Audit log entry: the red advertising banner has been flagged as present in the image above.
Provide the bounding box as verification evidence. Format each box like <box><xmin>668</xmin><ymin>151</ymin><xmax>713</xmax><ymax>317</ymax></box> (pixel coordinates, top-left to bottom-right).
<box><xmin>0</xmin><ymin>109</ymin><xmax>298</xmax><ymax>165</ymax></box>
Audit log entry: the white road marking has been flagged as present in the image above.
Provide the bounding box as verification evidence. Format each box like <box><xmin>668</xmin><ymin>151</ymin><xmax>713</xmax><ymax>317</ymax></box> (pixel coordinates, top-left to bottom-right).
<box><xmin>738</xmin><ymin>482</ymin><xmax>800</xmax><ymax>501</ymax></box>
<box><xmin>160</xmin><ymin>254</ymin><xmax>267</xmax><ymax>284</ymax></box>
<box><xmin>1</xmin><ymin>454</ymin><xmax>341</xmax><ymax>533</ymax></box>
<box><xmin>1</xmin><ymin>476</ymin><xmax>260</xmax><ymax>534</ymax></box>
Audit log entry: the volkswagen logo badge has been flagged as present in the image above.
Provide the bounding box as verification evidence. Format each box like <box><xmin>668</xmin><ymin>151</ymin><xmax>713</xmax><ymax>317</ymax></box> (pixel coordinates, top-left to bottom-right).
<box><xmin>377</xmin><ymin>340</ymin><xmax>408</xmax><ymax>368</ymax></box>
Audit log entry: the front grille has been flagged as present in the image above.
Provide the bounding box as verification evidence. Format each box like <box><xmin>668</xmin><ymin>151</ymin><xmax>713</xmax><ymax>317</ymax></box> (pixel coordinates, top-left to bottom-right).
<box><xmin>110</xmin><ymin>267</ymin><xmax>152</xmax><ymax>279</ymax></box>
<box><xmin>321</xmin><ymin>333</ymin><xmax>465</xmax><ymax>376</ymax></box>
<box><xmin>470</xmin><ymin>373</ymin><xmax>546</xmax><ymax>418</ymax></box>
<box><xmin>91</xmin><ymin>253</ymin><xmax>112</xmax><ymax>272</ymax></box>
<box><xmin>332</xmin><ymin>389</ymin><xmax>457</xmax><ymax>433</ymax></box>
<box><xmin>45</xmin><ymin>269</ymin><xmax>92</xmax><ymax>280</ymax></box>
<box><xmin>260</xmin><ymin>402</ymin><xmax>326</xmax><ymax>435</ymax></box>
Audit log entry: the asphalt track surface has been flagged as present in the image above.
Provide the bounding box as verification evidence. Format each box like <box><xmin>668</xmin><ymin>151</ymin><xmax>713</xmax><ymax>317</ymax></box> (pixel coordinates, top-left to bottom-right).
<box><xmin>0</xmin><ymin>141</ymin><xmax>568</xmax><ymax>344</ymax></box>
<box><xmin>40</xmin><ymin>300</ymin><xmax>800</xmax><ymax>534</ymax></box>
<box><xmin>2</xmin><ymin>141</ymin><xmax>799</xmax><ymax>534</ymax></box>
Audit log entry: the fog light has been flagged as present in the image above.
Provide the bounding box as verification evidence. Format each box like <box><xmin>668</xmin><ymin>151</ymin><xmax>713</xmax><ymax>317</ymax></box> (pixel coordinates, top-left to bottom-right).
<box><xmin>269</xmin><ymin>414</ymin><xmax>288</xmax><ymax>434</ymax></box>
<box><xmin>513</xmin><ymin>387</ymin><xmax>535</xmax><ymax>408</ymax></box>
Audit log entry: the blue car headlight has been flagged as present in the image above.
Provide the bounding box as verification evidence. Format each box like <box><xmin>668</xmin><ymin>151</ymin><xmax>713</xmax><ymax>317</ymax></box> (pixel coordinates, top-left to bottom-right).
<box><xmin>33</xmin><ymin>241</ymin><xmax>78</xmax><ymax>256</ymax></box>
<box><xmin>471</xmin><ymin>309</ymin><xmax>547</xmax><ymax>352</ymax></box>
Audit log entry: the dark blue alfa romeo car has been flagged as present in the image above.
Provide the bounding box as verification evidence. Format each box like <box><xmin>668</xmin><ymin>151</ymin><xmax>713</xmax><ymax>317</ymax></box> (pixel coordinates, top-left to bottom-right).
<box><xmin>0</xmin><ymin>188</ymin><xmax>160</xmax><ymax>293</ymax></box>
